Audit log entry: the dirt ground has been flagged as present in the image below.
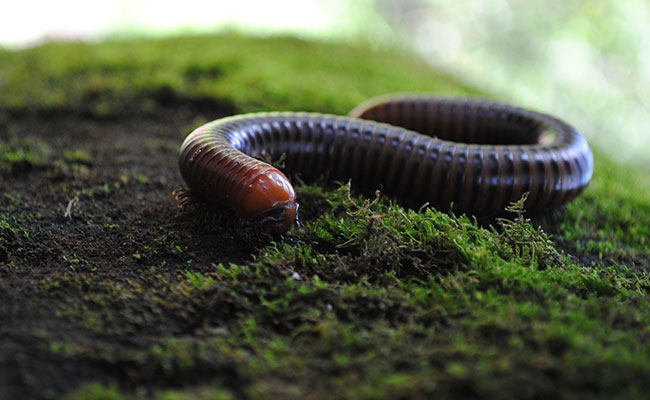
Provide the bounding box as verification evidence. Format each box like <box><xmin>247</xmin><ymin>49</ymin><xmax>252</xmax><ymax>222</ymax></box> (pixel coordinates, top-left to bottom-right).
<box><xmin>0</xmin><ymin>98</ymin><xmax>270</xmax><ymax>398</ymax></box>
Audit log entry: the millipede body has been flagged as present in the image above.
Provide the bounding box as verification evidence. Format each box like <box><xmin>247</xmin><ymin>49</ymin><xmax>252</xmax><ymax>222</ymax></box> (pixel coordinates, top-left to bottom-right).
<box><xmin>178</xmin><ymin>95</ymin><xmax>593</xmax><ymax>233</ymax></box>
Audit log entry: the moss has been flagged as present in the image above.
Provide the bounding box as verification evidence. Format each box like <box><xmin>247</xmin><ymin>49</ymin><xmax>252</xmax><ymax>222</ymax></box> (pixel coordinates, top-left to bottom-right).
<box><xmin>63</xmin><ymin>149</ymin><xmax>92</xmax><ymax>164</ymax></box>
<box><xmin>0</xmin><ymin>34</ymin><xmax>477</xmax><ymax>117</ymax></box>
<box><xmin>1</xmin><ymin>33</ymin><xmax>649</xmax><ymax>399</ymax></box>
<box><xmin>558</xmin><ymin>148</ymin><xmax>650</xmax><ymax>264</ymax></box>
<box><xmin>64</xmin><ymin>383</ymin><xmax>125</xmax><ymax>400</ymax></box>
<box><xmin>0</xmin><ymin>136</ymin><xmax>51</xmax><ymax>175</ymax></box>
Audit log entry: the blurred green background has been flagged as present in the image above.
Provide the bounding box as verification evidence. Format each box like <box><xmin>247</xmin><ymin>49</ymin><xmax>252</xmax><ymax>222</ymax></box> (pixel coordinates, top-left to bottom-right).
<box><xmin>2</xmin><ymin>0</ymin><xmax>648</xmax><ymax>166</ymax></box>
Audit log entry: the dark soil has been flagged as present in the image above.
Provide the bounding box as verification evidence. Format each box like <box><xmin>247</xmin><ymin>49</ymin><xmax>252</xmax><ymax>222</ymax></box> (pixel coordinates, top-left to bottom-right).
<box><xmin>0</xmin><ymin>99</ymin><xmax>259</xmax><ymax>399</ymax></box>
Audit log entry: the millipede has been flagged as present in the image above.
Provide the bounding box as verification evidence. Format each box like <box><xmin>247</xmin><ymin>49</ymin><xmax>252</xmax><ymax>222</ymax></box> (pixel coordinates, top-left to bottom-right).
<box><xmin>177</xmin><ymin>95</ymin><xmax>593</xmax><ymax>233</ymax></box>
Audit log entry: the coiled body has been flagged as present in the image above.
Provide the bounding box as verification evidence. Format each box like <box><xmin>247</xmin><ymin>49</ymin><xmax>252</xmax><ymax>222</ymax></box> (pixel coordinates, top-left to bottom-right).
<box><xmin>179</xmin><ymin>95</ymin><xmax>593</xmax><ymax>233</ymax></box>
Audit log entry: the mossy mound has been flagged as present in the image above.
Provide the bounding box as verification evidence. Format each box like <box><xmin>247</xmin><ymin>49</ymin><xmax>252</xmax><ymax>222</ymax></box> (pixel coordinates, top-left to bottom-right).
<box><xmin>0</xmin><ymin>34</ymin><xmax>649</xmax><ymax>400</ymax></box>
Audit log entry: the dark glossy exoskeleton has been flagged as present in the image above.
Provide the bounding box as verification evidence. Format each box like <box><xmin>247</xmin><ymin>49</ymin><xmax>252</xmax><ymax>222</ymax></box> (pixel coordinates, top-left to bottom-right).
<box><xmin>178</xmin><ymin>95</ymin><xmax>593</xmax><ymax>233</ymax></box>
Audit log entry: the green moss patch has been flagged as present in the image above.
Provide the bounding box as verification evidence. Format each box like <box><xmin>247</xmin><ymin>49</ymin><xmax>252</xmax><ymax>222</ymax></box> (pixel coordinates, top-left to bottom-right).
<box><xmin>0</xmin><ymin>34</ymin><xmax>475</xmax><ymax>117</ymax></box>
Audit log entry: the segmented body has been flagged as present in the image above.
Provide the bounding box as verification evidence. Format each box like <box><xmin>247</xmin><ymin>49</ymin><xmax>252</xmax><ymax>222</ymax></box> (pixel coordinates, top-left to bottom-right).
<box><xmin>178</xmin><ymin>95</ymin><xmax>593</xmax><ymax>233</ymax></box>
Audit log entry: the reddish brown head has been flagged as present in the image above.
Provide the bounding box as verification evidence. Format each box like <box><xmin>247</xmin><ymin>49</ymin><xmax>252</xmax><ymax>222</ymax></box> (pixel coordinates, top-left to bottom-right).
<box><xmin>235</xmin><ymin>167</ymin><xmax>298</xmax><ymax>234</ymax></box>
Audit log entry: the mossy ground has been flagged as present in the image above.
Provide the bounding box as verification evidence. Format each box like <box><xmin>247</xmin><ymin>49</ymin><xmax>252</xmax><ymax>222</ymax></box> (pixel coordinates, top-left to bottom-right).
<box><xmin>1</xmin><ymin>34</ymin><xmax>649</xmax><ymax>400</ymax></box>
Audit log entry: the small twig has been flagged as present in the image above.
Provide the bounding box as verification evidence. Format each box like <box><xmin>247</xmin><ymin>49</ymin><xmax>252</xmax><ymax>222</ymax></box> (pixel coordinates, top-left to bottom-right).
<box><xmin>64</xmin><ymin>192</ymin><xmax>80</xmax><ymax>219</ymax></box>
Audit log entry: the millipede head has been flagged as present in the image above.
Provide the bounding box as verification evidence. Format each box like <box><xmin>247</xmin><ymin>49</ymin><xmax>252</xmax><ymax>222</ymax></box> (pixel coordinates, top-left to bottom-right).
<box><xmin>254</xmin><ymin>200</ymin><xmax>299</xmax><ymax>234</ymax></box>
<box><xmin>234</xmin><ymin>168</ymin><xmax>298</xmax><ymax>234</ymax></box>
